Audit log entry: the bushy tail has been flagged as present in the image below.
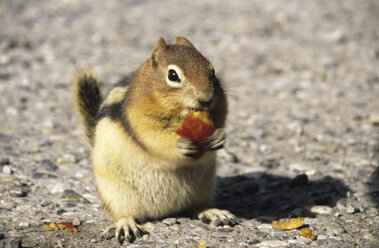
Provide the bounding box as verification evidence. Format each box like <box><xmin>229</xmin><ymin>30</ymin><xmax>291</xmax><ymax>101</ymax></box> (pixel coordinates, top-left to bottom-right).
<box><xmin>73</xmin><ymin>72</ymin><xmax>102</xmax><ymax>149</ymax></box>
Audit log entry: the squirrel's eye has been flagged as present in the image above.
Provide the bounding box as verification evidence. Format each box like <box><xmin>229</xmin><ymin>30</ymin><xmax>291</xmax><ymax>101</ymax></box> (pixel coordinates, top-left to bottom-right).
<box><xmin>168</xmin><ymin>69</ymin><xmax>181</xmax><ymax>83</ymax></box>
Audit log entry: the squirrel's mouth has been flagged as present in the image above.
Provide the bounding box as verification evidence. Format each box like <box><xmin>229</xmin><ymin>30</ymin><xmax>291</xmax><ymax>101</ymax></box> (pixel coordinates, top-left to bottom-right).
<box><xmin>182</xmin><ymin>107</ymin><xmax>208</xmax><ymax>119</ymax></box>
<box><xmin>188</xmin><ymin>108</ymin><xmax>205</xmax><ymax>112</ymax></box>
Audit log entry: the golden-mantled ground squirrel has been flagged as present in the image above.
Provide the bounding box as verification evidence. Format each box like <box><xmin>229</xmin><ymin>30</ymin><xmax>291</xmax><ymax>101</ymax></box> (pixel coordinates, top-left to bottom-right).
<box><xmin>73</xmin><ymin>37</ymin><xmax>237</xmax><ymax>243</ymax></box>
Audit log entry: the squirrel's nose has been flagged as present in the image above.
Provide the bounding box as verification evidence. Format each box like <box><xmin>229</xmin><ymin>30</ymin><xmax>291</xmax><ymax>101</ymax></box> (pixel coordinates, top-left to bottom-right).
<box><xmin>198</xmin><ymin>98</ymin><xmax>213</xmax><ymax>108</ymax></box>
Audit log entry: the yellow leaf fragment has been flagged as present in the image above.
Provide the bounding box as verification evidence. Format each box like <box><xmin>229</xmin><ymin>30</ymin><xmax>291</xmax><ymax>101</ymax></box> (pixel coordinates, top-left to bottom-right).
<box><xmin>299</xmin><ymin>227</ymin><xmax>316</xmax><ymax>240</ymax></box>
<box><xmin>195</xmin><ymin>241</ymin><xmax>207</xmax><ymax>248</ymax></box>
<box><xmin>44</xmin><ymin>222</ymin><xmax>78</xmax><ymax>232</ymax></box>
<box><xmin>44</xmin><ymin>223</ymin><xmax>59</xmax><ymax>231</ymax></box>
<box><xmin>272</xmin><ymin>217</ymin><xmax>304</xmax><ymax>230</ymax></box>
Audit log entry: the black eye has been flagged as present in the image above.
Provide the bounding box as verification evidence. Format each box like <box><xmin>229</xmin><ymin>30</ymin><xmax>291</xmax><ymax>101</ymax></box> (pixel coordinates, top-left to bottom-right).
<box><xmin>168</xmin><ymin>69</ymin><xmax>181</xmax><ymax>83</ymax></box>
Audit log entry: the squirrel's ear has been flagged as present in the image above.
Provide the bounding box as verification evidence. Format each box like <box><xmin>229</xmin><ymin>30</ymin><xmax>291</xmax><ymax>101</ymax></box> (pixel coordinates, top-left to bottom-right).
<box><xmin>156</xmin><ymin>37</ymin><xmax>167</xmax><ymax>51</ymax></box>
<box><xmin>176</xmin><ymin>37</ymin><xmax>195</xmax><ymax>48</ymax></box>
<box><xmin>151</xmin><ymin>38</ymin><xmax>167</xmax><ymax>67</ymax></box>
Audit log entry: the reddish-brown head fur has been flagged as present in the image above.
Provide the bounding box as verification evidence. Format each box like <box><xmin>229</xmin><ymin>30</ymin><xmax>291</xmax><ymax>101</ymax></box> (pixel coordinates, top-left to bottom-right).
<box><xmin>128</xmin><ymin>37</ymin><xmax>218</xmax><ymax>119</ymax></box>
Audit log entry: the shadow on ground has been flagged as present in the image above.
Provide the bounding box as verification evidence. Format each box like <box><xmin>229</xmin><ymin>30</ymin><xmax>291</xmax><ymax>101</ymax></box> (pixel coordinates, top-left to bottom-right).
<box><xmin>368</xmin><ymin>166</ymin><xmax>379</xmax><ymax>207</ymax></box>
<box><xmin>215</xmin><ymin>173</ymin><xmax>350</xmax><ymax>222</ymax></box>
<box><xmin>367</xmin><ymin>127</ymin><xmax>379</xmax><ymax>208</ymax></box>
<box><xmin>368</xmin><ymin>139</ymin><xmax>379</xmax><ymax>207</ymax></box>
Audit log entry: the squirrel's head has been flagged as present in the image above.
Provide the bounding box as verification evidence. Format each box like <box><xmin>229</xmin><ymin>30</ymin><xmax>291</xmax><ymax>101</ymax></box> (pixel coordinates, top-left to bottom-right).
<box><xmin>137</xmin><ymin>37</ymin><xmax>218</xmax><ymax>117</ymax></box>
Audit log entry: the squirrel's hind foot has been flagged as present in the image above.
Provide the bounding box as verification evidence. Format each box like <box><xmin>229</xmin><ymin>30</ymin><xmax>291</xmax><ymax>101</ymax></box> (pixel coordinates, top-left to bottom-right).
<box><xmin>198</xmin><ymin>208</ymin><xmax>238</xmax><ymax>226</ymax></box>
<box><xmin>100</xmin><ymin>217</ymin><xmax>148</xmax><ymax>243</ymax></box>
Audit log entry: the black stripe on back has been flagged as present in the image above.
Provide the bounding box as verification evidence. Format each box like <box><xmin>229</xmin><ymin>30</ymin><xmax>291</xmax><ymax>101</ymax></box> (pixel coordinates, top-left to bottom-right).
<box><xmin>96</xmin><ymin>102</ymin><xmax>123</xmax><ymax>121</ymax></box>
<box><xmin>96</xmin><ymin>100</ymin><xmax>147</xmax><ymax>152</ymax></box>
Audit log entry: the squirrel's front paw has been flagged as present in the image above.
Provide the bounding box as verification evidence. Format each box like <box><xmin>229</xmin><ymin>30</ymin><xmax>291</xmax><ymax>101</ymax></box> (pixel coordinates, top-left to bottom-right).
<box><xmin>100</xmin><ymin>217</ymin><xmax>148</xmax><ymax>243</ymax></box>
<box><xmin>176</xmin><ymin>137</ymin><xmax>201</xmax><ymax>159</ymax></box>
<box><xmin>207</xmin><ymin>128</ymin><xmax>225</xmax><ymax>151</ymax></box>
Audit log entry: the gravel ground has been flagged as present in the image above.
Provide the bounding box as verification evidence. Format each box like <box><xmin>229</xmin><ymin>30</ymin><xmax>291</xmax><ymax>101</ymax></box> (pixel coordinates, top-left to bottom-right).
<box><xmin>1</xmin><ymin>0</ymin><xmax>379</xmax><ymax>247</ymax></box>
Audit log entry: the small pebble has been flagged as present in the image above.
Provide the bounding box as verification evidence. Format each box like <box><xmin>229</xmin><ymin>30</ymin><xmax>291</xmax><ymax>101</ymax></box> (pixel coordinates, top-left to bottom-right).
<box><xmin>217</xmin><ymin>226</ymin><xmax>233</xmax><ymax>232</ymax></box>
<box><xmin>35</xmin><ymin>210</ymin><xmax>48</xmax><ymax>220</ymax></box>
<box><xmin>325</xmin><ymin>222</ymin><xmax>345</xmax><ymax>236</ymax></box>
<box><xmin>368</xmin><ymin>113</ymin><xmax>379</xmax><ymax>125</ymax></box>
<box><xmin>310</xmin><ymin>205</ymin><xmax>333</xmax><ymax>214</ymax></box>
<box><xmin>41</xmin><ymin>159</ymin><xmax>58</xmax><ymax>171</ymax></box>
<box><xmin>363</xmin><ymin>233</ymin><xmax>376</xmax><ymax>241</ymax></box>
<box><xmin>317</xmin><ymin>235</ymin><xmax>327</xmax><ymax>240</ymax></box>
<box><xmin>32</xmin><ymin>171</ymin><xmax>46</xmax><ymax>179</ymax></box>
<box><xmin>257</xmin><ymin>240</ymin><xmax>290</xmax><ymax>247</ymax></box>
<box><xmin>31</xmin><ymin>145</ymin><xmax>41</xmax><ymax>153</ymax></box>
<box><xmin>288</xmin><ymin>239</ymin><xmax>307</xmax><ymax>245</ymax></box>
<box><xmin>3</xmin><ymin>165</ymin><xmax>12</xmax><ymax>175</ymax></box>
<box><xmin>162</xmin><ymin>218</ymin><xmax>177</xmax><ymax>226</ymax></box>
<box><xmin>56</xmin><ymin>154</ymin><xmax>76</xmax><ymax>165</ymax></box>
<box><xmin>316</xmin><ymin>239</ymin><xmax>328</xmax><ymax>246</ymax></box>
<box><xmin>0</xmin><ymin>199</ymin><xmax>16</xmax><ymax>209</ymax></box>
<box><xmin>72</xmin><ymin>217</ymin><xmax>81</xmax><ymax>226</ymax></box>
<box><xmin>176</xmin><ymin>238</ymin><xmax>197</xmax><ymax>245</ymax></box>
<box><xmin>62</xmin><ymin>189</ymin><xmax>89</xmax><ymax>204</ymax></box>
<box><xmin>10</xmin><ymin>187</ymin><xmax>26</xmax><ymax>197</ymax></box>
<box><xmin>19</xmin><ymin>221</ymin><xmax>30</xmax><ymax>227</ymax></box>
<box><xmin>62</xmin><ymin>189</ymin><xmax>79</xmax><ymax>198</ymax></box>
<box><xmin>74</xmin><ymin>172</ymin><xmax>85</xmax><ymax>178</ymax></box>
<box><xmin>289</xmin><ymin>174</ymin><xmax>308</xmax><ymax>187</ymax></box>
<box><xmin>51</xmin><ymin>183</ymin><xmax>70</xmax><ymax>194</ymax></box>
<box><xmin>257</xmin><ymin>223</ymin><xmax>272</xmax><ymax>230</ymax></box>
<box><xmin>57</xmin><ymin>209</ymin><xmax>66</xmax><ymax>215</ymax></box>
<box><xmin>258</xmin><ymin>144</ymin><xmax>270</xmax><ymax>153</ymax></box>
<box><xmin>41</xmin><ymin>199</ymin><xmax>52</xmax><ymax>207</ymax></box>
<box><xmin>289</xmin><ymin>163</ymin><xmax>307</xmax><ymax>172</ymax></box>
<box><xmin>346</xmin><ymin>204</ymin><xmax>359</xmax><ymax>214</ymax></box>
<box><xmin>259</xmin><ymin>158</ymin><xmax>280</xmax><ymax>169</ymax></box>
<box><xmin>248</xmin><ymin>239</ymin><xmax>260</xmax><ymax>245</ymax></box>
<box><xmin>6</xmin><ymin>107</ymin><xmax>19</xmax><ymax>116</ymax></box>
<box><xmin>346</xmin><ymin>191</ymin><xmax>352</xmax><ymax>198</ymax></box>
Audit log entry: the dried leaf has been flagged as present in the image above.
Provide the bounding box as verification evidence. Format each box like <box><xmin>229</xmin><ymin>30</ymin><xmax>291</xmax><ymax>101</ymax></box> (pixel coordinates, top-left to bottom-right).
<box><xmin>44</xmin><ymin>222</ymin><xmax>78</xmax><ymax>232</ymax></box>
<box><xmin>272</xmin><ymin>217</ymin><xmax>304</xmax><ymax>230</ymax></box>
<box><xmin>44</xmin><ymin>223</ymin><xmax>59</xmax><ymax>231</ymax></box>
<box><xmin>195</xmin><ymin>241</ymin><xmax>207</xmax><ymax>248</ymax></box>
<box><xmin>299</xmin><ymin>227</ymin><xmax>316</xmax><ymax>240</ymax></box>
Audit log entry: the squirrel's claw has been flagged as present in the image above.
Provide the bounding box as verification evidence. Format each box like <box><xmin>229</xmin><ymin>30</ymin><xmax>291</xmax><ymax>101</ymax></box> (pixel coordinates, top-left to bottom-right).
<box><xmin>176</xmin><ymin>137</ymin><xmax>201</xmax><ymax>158</ymax></box>
<box><xmin>198</xmin><ymin>208</ymin><xmax>238</xmax><ymax>226</ymax></box>
<box><xmin>207</xmin><ymin>128</ymin><xmax>225</xmax><ymax>151</ymax></box>
<box><xmin>177</xmin><ymin>129</ymin><xmax>225</xmax><ymax>158</ymax></box>
<box><xmin>101</xmin><ymin>217</ymin><xmax>148</xmax><ymax>244</ymax></box>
